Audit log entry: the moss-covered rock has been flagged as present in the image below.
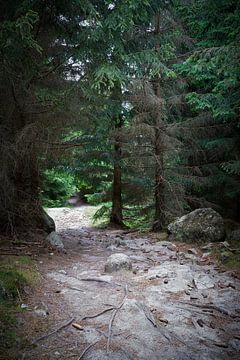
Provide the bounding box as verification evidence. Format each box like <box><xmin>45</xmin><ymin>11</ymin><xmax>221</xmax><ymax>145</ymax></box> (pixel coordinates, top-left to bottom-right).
<box><xmin>168</xmin><ymin>208</ymin><xmax>225</xmax><ymax>243</ymax></box>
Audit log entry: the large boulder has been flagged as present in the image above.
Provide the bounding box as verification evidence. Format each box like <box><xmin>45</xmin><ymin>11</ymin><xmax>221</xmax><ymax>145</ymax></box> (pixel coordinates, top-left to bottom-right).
<box><xmin>105</xmin><ymin>253</ymin><xmax>132</xmax><ymax>273</ymax></box>
<box><xmin>168</xmin><ymin>208</ymin><xmax>225</xmax><ymax>243</ymax></box>
<box><xmin>46</xmin><ymin>231</ymin><xmax>65</xmax><ymax>252</ymax></box>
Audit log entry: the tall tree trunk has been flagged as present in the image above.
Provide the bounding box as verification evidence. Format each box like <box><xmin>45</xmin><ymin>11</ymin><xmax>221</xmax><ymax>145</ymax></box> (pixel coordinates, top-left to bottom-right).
<box><xmin>110</xmin><ymin>116</ymin><xmax>124</xmax><ymax>226</ymax></box>
<box><xmin>0</xmin><ymin>85</ymin><xmax>53</xmax><ymax>235</ymax></box>
<box><xmin>152</xmin><ymin>127</ymin><xmax>165</xmax><ymax>231</ymax></box>
<box><xmin>152</xmin><ymin>13</ymin><xmax>165</xmax><ymax>231</ymax></box>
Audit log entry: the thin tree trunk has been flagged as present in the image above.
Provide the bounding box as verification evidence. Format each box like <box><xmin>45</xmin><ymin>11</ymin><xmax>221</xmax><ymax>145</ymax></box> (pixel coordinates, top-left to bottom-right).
<box><xmin>152</xmin><ymin>127</ymin><xmax>165</xmax><ymax>231</ymax></box>
<box><xmin>110</xmin><ymin>116</ymin><xmax>124</xmax><ymax>226</ymax></box>
<box><xmin>152</xmin><ymin>13</ymin><xmax>165</xmax><ymax>231</ymax></box>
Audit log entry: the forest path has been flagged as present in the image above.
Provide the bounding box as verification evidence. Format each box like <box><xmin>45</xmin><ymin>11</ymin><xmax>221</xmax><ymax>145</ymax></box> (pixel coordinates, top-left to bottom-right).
<box><xmin>20</xmin><ymin>207</ymin><xmax>240</xmax><ymax>360</ymax></box>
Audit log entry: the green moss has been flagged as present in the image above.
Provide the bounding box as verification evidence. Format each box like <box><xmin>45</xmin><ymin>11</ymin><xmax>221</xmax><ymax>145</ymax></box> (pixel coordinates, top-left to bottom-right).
<box><xmin>0</xmin><ymin>256</ymin><xmax>39</xmax><ymax>357</ymax></box>
<box><xmin>211</xmin><ymin>244</ymin><xmax>240</xmax><ymax>270</ymax></box>
<box><xmin>0</xmin><ymin>270</ymin><xmax>27</xmax><ymax>300</ymax></box>
<box><xmin>0</xmin><ymin>257</ymin><xmax>39</xmax><ymax>300</ymax></box>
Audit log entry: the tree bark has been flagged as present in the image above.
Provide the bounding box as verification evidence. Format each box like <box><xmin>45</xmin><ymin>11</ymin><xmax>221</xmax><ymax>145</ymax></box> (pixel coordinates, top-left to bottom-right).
<box><xmin>152</xmin><ymin>13</ymin><xmax>165</xmax><ymax>231</ymax></box>
<box><xmin>110</xmin><ymin>116</ymin><xmax>124</xmax><ymax>226</ymax></box>
<box><xmin>152</xmin><ymin>127</ymin><xmax>165</xmax><ymax>231</ymax></box>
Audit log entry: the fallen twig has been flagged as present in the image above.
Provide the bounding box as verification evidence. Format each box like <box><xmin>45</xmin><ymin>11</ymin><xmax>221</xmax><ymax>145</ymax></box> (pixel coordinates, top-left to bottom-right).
<box><xmin>107</xmin><ymin>284</ymin><xmax>128</xmax><ymax>353</ymax></box>
<box><xmin>137</xmin><ymin>302</ymin><xmax>157</xmax><ymax>327</ymax></box>
<box><xmin>67</xmin><ymin>286</ymin><xmax>84</xmax><ymax>292</ymax></box>
<box><xmin>122</xmin><ymin>229</ymin><xmax>140</xmax><ymax>235</ymax></box>
<box><xmin>78</xmin><ymin>340</ymin><xmax>100</xmax><ymax>360</ymax></box>
<box><xmin>82</xmin><ymin>307</ymin><xmax>116</xmax><ymax>321</ymax></box>
<box><xmin>136</xmin><ymin>301</ymin><xmax>172</xmax><ymax>343</ymax></box>
<box><xmin>80</xmin><ymin>277</ymin><xmax>122</xmax><ymax>287</ymax></box>
<box><xmin>33</xmin><ymin>317</ymin><xmax>75</xmax><ymax>343</ymax></box>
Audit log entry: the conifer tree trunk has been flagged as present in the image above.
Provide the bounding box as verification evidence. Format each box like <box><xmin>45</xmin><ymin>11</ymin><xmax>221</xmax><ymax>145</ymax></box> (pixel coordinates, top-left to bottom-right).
<box><xmin>110</xmin><ymin>116</ymin><xmax>124</xmax><ymax>226</ymax></box>
<box><xmin>152</xmin><ymin>13</ymin><xmax>165</xmax><ymax>231</ymax></box>
<box><xmin>152</xmin><ymin>127</ymin><xmax>165</xmax><ymax>231</ymax></box>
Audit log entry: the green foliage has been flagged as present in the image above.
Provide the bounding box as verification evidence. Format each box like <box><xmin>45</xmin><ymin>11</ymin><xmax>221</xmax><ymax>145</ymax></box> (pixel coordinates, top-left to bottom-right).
<box><xmin>41</xmin><ymin>169</ymin><xmax>78</xmax><ymax>207</ymax></box>
<box><xmin>93</xmin><ymin>203</ymin><xmax>112</xmax><ymax>224</ymax></box>
<box><xmin>174</xmin><ymin>0</ymin><xmax>240</xmax><ymax>217</ymax></box>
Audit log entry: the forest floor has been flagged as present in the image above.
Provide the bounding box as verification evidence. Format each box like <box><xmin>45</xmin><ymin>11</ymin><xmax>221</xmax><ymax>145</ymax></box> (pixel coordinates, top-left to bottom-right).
<box><xmin>5</xmin><ymin>206</ymin><xmax>240</xmax><ymax>360</ymax></box>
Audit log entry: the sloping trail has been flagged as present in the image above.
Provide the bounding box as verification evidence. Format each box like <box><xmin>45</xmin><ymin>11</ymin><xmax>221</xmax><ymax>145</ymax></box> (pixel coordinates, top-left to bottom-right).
<box><xmin>19</xmin><ymin>206</ymin><xmax>240</xmax><ymax>360</ymax></box>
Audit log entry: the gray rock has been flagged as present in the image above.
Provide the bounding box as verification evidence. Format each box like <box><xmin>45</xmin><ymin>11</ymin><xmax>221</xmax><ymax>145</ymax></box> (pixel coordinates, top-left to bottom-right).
<box><xmin>188</xmin><ymin>248</ymin><xmax>198</xmax><ymax>256</ymax></box>
<box><xmin>34</xmin><ymin>308</ymin><xmax>48</xmax><ymax>317</ymax></box>
<box><xmin>105</xmin><ymin>253</ymin><xmax>132</xmax><ymax>273</ymax></box>
<box><xmin>46</xmin><ymin>231</ymin><xmax>65</xmax><ymax>251</ymax></box>
<box><xmin>58</xmin><ymin>269</ymin><xmax>67</xmax><ymax>275</ymax></box>
<box><xmin>167</xmin><ymin>244</ymin><xmax>177</xmax><ymax>251</ymax></box>
<box><xmin>168</xmin><ymin>208</ymin><xmax>225</xmax><ymax>243</ymax></box>
<box><xmin>41</xmin><ymin>209</ymin><xmax>56</xmax><ymax>233</ymax></box>
<box><xmin>54</xmin><ymin>351</ymin><xmax>61</xmax><ymax>358</ymax></box>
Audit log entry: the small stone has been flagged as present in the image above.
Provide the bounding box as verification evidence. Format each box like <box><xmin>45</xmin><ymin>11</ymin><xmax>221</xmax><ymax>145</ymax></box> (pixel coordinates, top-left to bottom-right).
<box><xmin>185</xmin><ymin>290</ymin><xmax>191</xmax><ymax>295</ymax></box>
<box><xmin>164</xmin><ymin>279</ymin><xmax>168</xmax><ymax>284</ymax></box>
<box><xmin>59</xmin><ymin>270</ymin><xmax>67</xmax><ymax>275</ymax></box>
<box><xmin>201</xmin><ymin>252</ymin><xmax>211</xmax><ymax>258</ymax></box>
<box><xmin>188</xmin><ymin>248</ymin><xmax>198</xmax><ymax>256</ymax></box>
<box><xmin>149</xmin><ymin>276</ymin><xmax>156</xmax><ymax>280</ymax></box>
<box><xmin>34</xmin><ymin>309</ymin><xmax>48</xmax><ymax>317</ymax></box>
<box><xmin>54</xmin><ymin>351</ymin><xmax>61</xmax><ymax>358</ymax></box>
<box><xmin>167</xmin><ymin>244</ymin><xmax>176</xmax><ymax>251</ymax></box>
<box><xmin>73</xmin><ymin>266</ymin><xmax>77</xmax><ymax>270</ymax></box>
<box><xmin>156</xmin><ymin>274</ymin><xmax>161</xmax><ymax>278</ymax></box>
<box><xmin>21</xmin><ymin>304</ymin><xmax>28</xmax><ymax>309</ymax></box>
<box><xmin>49</xmin><ymin>252</ymin><xmax>54</xmax><ymax>256</ymax></box>
<box><xmin>133</xmin><ymin>269</ymin><xmax>138</xmax><ymax>274</ymax></box>
<box><xmin>190</xmin><ymin>295</ymin><xmax>199</xmax><ymax>300</ymax></box>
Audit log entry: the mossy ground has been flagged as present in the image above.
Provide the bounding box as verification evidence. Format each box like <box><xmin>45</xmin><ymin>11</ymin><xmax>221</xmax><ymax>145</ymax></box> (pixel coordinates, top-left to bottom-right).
<box><xmin>0</xmin><ymin>255</ymin><xmax>39</xmax><ymax>359</ymax></box>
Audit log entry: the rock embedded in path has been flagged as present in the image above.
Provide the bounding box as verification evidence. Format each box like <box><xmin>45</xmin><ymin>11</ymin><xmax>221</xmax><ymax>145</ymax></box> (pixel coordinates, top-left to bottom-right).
<box><xmin>105</xmin><ymin>253</ymin><xmax>132</xmax><ymax>273</ymax></box>
<box><xmin>46</xmin><ymin>231</ymin><xmax>65</xmax><ymax>252</ymax></box>
<box><xmin>168</xmin><ymin>208</ymin><xmax>225</xmax><ymax>243</ymax></box>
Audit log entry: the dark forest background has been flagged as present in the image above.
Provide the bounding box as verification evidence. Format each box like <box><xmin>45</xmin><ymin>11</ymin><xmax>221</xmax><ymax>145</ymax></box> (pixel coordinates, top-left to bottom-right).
<box><xmin>1</xmin><ymin>0</ymin><xmax>239</xmax><ymax>235</ymax></box>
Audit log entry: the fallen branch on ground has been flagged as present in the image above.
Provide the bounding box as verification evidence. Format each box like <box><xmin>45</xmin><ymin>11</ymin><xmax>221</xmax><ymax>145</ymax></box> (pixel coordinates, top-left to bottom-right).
<box><xmin>107</xmin><ymin>284</ymin><xmax>128</xmax><ymax>353</ymax></box>
<box><xmin>33</xmin><ymin>317</ymin><xmax>75</xmax><ymax>343</ymax></box>
<box><xmin>66</xmin><ymin>286</ymin><xmax>84</xmax><ymax>292</ymax></box>
<box><xmin>80</xmin><ymin>277</ymin><xmax>122</xmax><ymax>287</ymax></box>
<box><xmin>82</xmin><ymin>307</ymin><xmax>116</xmax><ymax>321</ymax></box>
<box><xmin>78</xmin><ymin>340</ymin><xmax>100</xmax><ymax>360</ymax></box>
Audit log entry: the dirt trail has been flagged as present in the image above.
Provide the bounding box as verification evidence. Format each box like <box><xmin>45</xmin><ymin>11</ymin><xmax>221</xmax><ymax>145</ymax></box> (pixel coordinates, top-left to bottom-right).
<box><xmin>19</xmin><ymin>206</ymin><xmax>240</xmax><ymax>360</ymax></box>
